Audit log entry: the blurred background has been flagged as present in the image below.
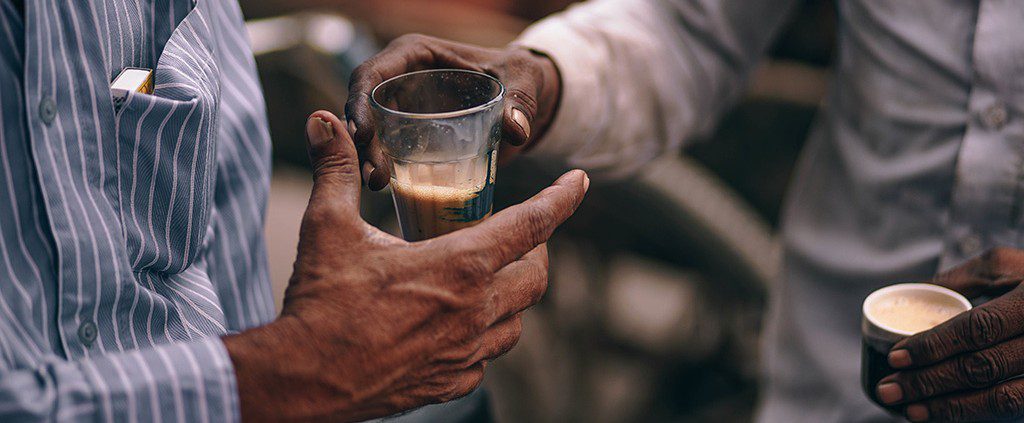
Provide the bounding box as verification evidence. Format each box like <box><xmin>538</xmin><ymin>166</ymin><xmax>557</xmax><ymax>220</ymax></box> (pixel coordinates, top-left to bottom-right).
<box><xmin>244</xmin><ymin>1</ymin><xmax>836</xmax><ymax>422</ymax></box>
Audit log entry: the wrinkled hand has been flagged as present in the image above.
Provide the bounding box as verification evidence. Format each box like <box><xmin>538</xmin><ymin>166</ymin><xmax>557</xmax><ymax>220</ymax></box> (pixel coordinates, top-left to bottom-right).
<box><xmin>345</xmin><ymin>34</ymin><xmax>561</xmax><ymax>190</ymax></box>
<box><xmin>223</xmin><ymin>111</ymin><xmax>588</xmax><ymax>422</ymax></box>
<box><xmin>876</xmin><ymin>247</ymin><xmax>1024</xmax><ymax>422</ymax></box>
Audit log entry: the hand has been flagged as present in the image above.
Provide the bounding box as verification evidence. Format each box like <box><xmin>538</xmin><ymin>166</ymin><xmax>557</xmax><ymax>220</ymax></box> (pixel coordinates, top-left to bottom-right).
<box><xmin>345</xmin><ymin>34</ymin><xmax>562</xmax><ymax>190</ymax></box>
<box><xmin>876</xmin><ymin>247</ymin><xmax>1024</xmax><ymax>422</ymax></box>
<box><xmin>223</xmin><ymin>111</ymin><xmax>588</xmax><ymax>422</ymax></box>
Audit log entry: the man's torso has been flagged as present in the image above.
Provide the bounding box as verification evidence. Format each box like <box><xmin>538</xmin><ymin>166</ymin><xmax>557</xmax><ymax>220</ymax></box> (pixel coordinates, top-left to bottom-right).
<box><xmin>760</xmin><ymin>1</ymin><xmax>1024</xmax><ymax>421</ymax></box>
<box><xmin>0</xmin><ymin>0</ymin><xmax>273</xmax><ymax>370</ymax></box>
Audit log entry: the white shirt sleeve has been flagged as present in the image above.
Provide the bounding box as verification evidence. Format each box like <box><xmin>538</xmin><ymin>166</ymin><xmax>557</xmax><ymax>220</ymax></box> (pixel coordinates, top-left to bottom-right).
<box><xmin>515</xmin><ymin>0</ymin><xmax>798</xmax><ymax>178</ymax></box>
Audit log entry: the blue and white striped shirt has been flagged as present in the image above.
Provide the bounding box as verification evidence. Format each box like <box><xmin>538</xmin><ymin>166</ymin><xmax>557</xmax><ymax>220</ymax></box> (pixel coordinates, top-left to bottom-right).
<box><xmin>0</xmin><ymin>0</ymin><xmax>274</xmax><ymax>421</ymax></box>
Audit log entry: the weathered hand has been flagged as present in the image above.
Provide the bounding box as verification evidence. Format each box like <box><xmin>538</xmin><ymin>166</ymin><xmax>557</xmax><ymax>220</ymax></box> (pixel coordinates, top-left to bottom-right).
<box><xmin>223</xmin><ymin>111</ymin><xmax>588</xmax><ymax>422</ymax></box>
<box><xmin>876</xmin><ymin>247</ymin><xmax>1024</xmax><ymax>422</ymax></box>
<box><xmin>345</xmin><ymin>34</ymin><xmax>561</xmax><ymax>190</ymax></box>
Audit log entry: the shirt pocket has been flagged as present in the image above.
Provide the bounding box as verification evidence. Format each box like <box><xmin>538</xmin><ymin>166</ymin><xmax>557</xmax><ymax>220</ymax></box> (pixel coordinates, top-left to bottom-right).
<box><xmin>115</xmin><ymin>0</ymin><xmax>221</xmax><ymax>275</ymax></box>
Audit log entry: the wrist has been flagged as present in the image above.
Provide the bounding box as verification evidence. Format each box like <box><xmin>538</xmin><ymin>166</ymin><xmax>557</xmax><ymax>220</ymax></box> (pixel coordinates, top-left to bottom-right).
<box><xmin>223</xmin><ymin>316</ymin><xmax>316</xmax><ymax>421</ymax></box>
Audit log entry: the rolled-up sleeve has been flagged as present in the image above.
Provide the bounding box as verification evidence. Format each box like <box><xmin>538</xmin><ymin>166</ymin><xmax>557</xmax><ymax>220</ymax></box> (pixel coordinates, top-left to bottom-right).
<box><xmin>516</xmin><ymin>0</ymin><xmax>798</xmax><ymax>178</ymax></box>
<box><xmin>0</xmin><ymin>338</ymin><xmax>238</xmax><ymax>423</ymax></box>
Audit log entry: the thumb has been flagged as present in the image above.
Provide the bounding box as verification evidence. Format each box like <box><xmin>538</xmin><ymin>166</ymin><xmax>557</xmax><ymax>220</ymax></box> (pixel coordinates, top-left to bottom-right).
<box><xmin>306</xmin><ymin>111</ymin><xmax>361</xmax><ymax>211</ymax></box>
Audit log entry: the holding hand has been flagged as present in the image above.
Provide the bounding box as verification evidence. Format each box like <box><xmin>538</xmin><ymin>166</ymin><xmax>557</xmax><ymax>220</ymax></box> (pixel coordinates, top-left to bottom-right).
<box><xmin>876</xmin><ymin>248</ymin><xmax>1024</xmax><ymax>422</ymax></box>
<box><xmin>345</xmin><ymin>34</ymin><xmax>562</xmax><ymax>190</ymax></box>
<box><xmin>223</xmin><ymin>111</ymin><xmax>588</xmax><ymax>422</ymax></box>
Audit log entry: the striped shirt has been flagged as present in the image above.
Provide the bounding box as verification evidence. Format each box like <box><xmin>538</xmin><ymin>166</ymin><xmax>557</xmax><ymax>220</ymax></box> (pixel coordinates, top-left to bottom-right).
<box><xmin>0</xmin><ymin>0</ymin><xmax>274</xmax><ymax>421</ymax></box>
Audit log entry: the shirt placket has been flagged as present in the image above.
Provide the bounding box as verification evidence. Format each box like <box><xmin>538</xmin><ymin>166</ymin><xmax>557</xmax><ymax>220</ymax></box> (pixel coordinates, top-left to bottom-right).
<box><xmin>939</xmin><ymin>0</ymin><xmax>1024</xmax><ymax>270</ymax></box>
<box><xmin>21</xmin><ymin>1</ymin><xmax>99</xmax><ymax>359</ymax></box>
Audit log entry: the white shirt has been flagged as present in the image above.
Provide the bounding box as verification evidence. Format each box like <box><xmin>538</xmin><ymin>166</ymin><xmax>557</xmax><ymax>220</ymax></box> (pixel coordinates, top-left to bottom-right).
<box><xmin>517</xmin><ymin>1</ymin><xmax>1024</xmax><ymax>421</ymax></box>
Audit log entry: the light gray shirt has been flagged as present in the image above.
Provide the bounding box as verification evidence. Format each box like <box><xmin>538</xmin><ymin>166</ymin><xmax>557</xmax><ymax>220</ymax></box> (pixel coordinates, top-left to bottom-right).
<box><xmin>517</xmin><ymin>1</ymin><xmax>1022</xmax><ymax>421</ymax></box>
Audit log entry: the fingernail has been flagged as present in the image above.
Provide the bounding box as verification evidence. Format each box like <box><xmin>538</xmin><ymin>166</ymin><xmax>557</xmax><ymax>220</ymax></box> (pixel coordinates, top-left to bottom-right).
<box><xmin>906</xmin><ymin>404</ymin><xmax>928</xmax><ymax>422</ymax></box>
<box><xmin>311</xmin><ymin>117</ymin><xmax>334</xmax><ymax>146</ymax></box>
<box><xmin>889</xmin><ymin>349</ymin><xmax>912</xmax><ymax>368</ymax></box>
<box><xmin>512</xmin><ymin>108</ymin><xmax>531</xmax><ymax>139</ymax></box>
<box><xmin>876</xmin><ymin>383</ymin><xmax>903</xmax><ymax>404</ymax></box>
<box><xmin>347</xmin><ymin>119</ymin><xmax>357</xmax><ymax>140</ymax></box>
<box><xmin>361</xmin><ymin>161</ymin><xmax>375</xmax><ymax>184</ymax></box>
<box><xmin>369</xmin><ymin>168</ymin><xmax>389</xmax><ymax>191</ymax></box>
<box><xmin>582</xmin><ymin>172</ymin><xmax>590</xmax><ymax>193</ymax></box>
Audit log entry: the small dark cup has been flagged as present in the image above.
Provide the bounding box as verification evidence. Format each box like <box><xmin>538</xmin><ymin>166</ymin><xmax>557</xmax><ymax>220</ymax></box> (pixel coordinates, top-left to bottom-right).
<box><xmin>861</xmin><ymin>283</ymin><xmax>971</xmax><ymax>410</ymax></box>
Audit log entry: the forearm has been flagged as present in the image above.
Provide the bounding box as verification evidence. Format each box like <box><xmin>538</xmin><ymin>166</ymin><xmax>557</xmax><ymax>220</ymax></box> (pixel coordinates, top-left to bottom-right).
<box><xmin>516</xmin><ymin>0</ymin><xmax>798</xmax><ymax>178</ymax></box>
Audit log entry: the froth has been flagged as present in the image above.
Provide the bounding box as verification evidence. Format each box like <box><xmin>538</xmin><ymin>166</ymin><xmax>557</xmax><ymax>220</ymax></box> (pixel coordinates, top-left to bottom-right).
<box><xmin>868</xmin><ymin>296</ymin><xmax>962</xmax><ymax>334</ymax></box>
<box><xmin>392</xmin><ymin>181</ymin><xmax>481</xmax><ymax>203</ymax></box>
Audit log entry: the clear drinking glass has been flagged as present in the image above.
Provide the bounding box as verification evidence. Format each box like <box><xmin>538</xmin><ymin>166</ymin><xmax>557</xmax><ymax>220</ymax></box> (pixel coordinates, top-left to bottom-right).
<box><xmin>371</xmin><ymin>69</ymin><xmax>505</xmax><ymax>241</ymax></box>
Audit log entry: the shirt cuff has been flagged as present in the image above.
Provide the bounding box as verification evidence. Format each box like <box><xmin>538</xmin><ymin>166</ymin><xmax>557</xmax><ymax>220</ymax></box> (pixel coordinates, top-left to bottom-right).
<box><xmin>68</xmin><ymin>338</ymin><xmax>240</xmax><ymax>422</ymax></box>
<box><xmin>514</xmin><ymin>16</ymin><xmax>604</xmax><ymax>164</ymax></box>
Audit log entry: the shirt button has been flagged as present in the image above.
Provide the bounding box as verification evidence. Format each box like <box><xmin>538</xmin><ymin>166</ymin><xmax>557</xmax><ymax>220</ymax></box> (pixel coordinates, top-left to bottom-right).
<box><xmin>38</xmin><ymin>97</ymin><xmax>56</xmax><ymax>125</ymax></box>
<box><xmin>959</xmin><ymin>235</ymin><xmax>983</xmax><ymax>257</ymax></box>
<box><xmin>78</xmin><ymin>321</ymin><xmax>97</xmax><ymax>346</ymax></box>
<box><xmin>981</xmin><ymin>103</ymin><xmax>1007</xmax><ymax>130</ymax></box>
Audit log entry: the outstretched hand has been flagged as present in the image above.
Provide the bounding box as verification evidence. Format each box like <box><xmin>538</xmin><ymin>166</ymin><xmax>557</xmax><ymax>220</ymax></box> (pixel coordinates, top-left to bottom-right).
<box><xmin>223</xmin><ymin>111</ymin><xmax>587</xmax><ymax>422</ymax></box>
<box><xmin>345</xmin><ymin>34</ymin><xmax>561</xmax><ymax>190</ymax></box>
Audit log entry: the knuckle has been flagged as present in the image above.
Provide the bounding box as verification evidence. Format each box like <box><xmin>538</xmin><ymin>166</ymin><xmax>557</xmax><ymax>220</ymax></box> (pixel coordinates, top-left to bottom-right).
<box><xmin>504</xmin><ymin>318</ymin><xmax>524</xmax><ymax>349</ymax></box>
<box><xmin>962</xmin><ymin>350</ymin><xmax>1004</xmax><ymax>388</ymax></box>
<box><xmin>505</xmin><ymin>86</ymin><xmax>539</xmax><ymax>117</ymax></box>
<box><xmin>526</xmin><ymin>260</ymin><xmax>550</xmax><ymax>305</ymax></box>
<box><xmin>521</xmin><ymin>206</ymin><xmax>555</xmax><ymax>243</ymax></box>
<box><xmin>994</xmin><ymin>383</ymin><xmax>1024</xmax><ymax>418</ymax></box>
<box><xmin>968</xmin><ymin>308</ymin><xmax>1006</xmax><ymax>348</ymax></box>
<box><xmin>394</xmin><ymin>33</ymin><xmax>430</xmax><ymax>46</ymax></box>
<box><xmin>349</xmin><ymin>62</ymin><xmax>374</xmax><ymax>87</ymax></box>
<box><xmin>451</xmin><ymin>253</ymin><xmax>490</xmax><ymax>283</ymax></box>
<box><xmin>440</xmin><ymin>368</ymin><xmax>484</xmax><ymax>403</ymax></box>
<box><xmin>917</xmin><ymin>335</ymin><xmax>948</xmax><ymax>364</ymax></box>
<box><xmin>467</xmin><ymin>309</ymin><xmax>489</xmax><ymax>335</ymax></box>
<box><xmin>314</xmin><ymin>154</ymin><xmax>359</xmax><ymax>178</ymax></box>
<box><xmin>942</xmin><ymin>398</ymin><xmax>967</xmax><ymax>422</ymax></box>
<box><xmin>906</xmin><ymin>370</ymin><xmax>940</xmax><ymax>399</ymax></box>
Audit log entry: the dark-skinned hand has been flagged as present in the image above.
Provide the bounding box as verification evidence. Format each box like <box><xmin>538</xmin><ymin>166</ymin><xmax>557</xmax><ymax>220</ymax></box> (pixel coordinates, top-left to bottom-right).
<box><xmin>222</xmin><ymin>111</ymin><xmax>588</xmax><ymax>422</ymax></box>
<box><xmin>876</xmin><ymin>247</ymin><xmax>1024</xmax><ymax>422</ymax></box>
<box><xmin>344</xmin><ymin>34</ymin><xmax>562</xmax><ymax>190</ymax></box>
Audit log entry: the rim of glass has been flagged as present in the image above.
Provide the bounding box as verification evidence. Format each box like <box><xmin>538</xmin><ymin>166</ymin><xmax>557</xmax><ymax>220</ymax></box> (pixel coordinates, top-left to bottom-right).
<box><xmin>370</xmin><ymin>69</ymin><xmax>505</xmax><ymax>119</ymax></box>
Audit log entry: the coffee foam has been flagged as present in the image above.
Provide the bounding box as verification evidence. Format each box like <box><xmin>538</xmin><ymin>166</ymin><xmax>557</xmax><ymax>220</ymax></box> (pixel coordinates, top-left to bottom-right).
<box><xmin>863</xmin><ymin>283</ymin><xmax>971</xmax><ymax>338</ymax></box>
<box><xmin>867</xmin><ymin>296</ymin><xmax>961</xmax><ymax>334</ymax></box>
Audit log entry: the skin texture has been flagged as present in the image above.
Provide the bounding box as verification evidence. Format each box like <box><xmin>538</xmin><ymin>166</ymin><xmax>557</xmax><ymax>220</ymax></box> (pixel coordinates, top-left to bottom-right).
<box><xmin>222</xmin><ymin>111</ymin><xmax>588</xmax><ymax>422</ymax></box>
<box><xmin>344</xmin><ymin>34</ymin><xmax>562</xmax><ymax>190</ymax></box>
<box><xmin>874</xmin><ymin>247</ymin><xmax>1024</xmax><ymax>422</ymax></box>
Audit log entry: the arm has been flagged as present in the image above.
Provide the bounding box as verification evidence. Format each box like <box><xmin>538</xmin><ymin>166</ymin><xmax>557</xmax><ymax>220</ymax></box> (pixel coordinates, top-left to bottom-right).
<box><xmin>345</xmin><ymin>0</ymin><xmax>799</xmax><ymax>185</ymax></box>
<box><xmin>0</xmin><ymin>339</ymin><xmax>235</xmax><ymax>422</ymax></box>
<box><xmin>514</xmin><ymin>0</ymin><xmax>799</xmax><ymax>177</ymax></box>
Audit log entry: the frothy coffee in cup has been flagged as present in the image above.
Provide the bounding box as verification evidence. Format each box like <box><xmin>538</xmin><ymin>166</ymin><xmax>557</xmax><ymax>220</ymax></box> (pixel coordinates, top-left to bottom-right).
<box><xmin>861</xmin><ymin>283</ymin><xmax>972</xmax><ymax>410</ymax></box>
<box><xmin>391</xmin><ymin>179</ymin><xmax>492</xmax><ymax>242</ymax></box>
<box><xmin>866</xmin><ymin>295</ymin><xmax>963</xmax><ymax>334</ymax></box>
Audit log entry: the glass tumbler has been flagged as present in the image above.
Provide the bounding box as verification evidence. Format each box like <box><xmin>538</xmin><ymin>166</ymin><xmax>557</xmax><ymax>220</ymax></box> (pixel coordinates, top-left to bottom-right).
<box><xmin>371</xmin><ymin>69</ymin><xmax>505</xmax><ymax>241</ymax></box>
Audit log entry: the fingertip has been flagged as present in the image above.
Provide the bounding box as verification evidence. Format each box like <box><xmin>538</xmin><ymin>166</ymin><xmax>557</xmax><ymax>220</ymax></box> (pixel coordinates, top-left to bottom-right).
<box><xmin>346</xmin><ymin>119</ymin><xmax>357</xmax><ymax>140</ymax></box>
<box><xmin>876</xmin><ymin>383</ymin><xmax>903</xmax><ymax>404</ymax></box>
<box><xmin>368</xmin><ymin>166</ymin><xmax>390</xmax><ymax>191</ymax></box>
<box><xmin>906</xmin><ymin>404</ymin><xmax>928</xmax><ymax>422</ymax></box>
<box><xmin>889</xmin><ymin>349</ymin><xmax>912</xmax><ymax>368</ymax></box>
<box><xmin>502</xmin><ymin>111</ymin><xmax>530</xmax><ymax>147</ymax></box>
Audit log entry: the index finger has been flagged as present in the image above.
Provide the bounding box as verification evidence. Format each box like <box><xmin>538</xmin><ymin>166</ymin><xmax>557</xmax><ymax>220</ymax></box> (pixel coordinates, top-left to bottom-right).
<box><xmin>891</xmin><ymin>285</ymin><xmax>1024</xmax><ymax>369</ymax></box>
<box><xmin>440</xmin><ymin>169</ymin><xmax>588</xmax><ymax>273</ymax></box>
<box><xmin>345</xmin><ymin>43</ymin><xmax>430</xmax><ymax>148</ymax></box>
<box><xmin>344</xmin><ymin>35</ymin><xmax>486</xmax><ymax>148</ymax></box>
